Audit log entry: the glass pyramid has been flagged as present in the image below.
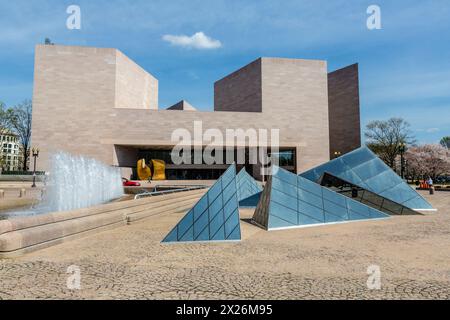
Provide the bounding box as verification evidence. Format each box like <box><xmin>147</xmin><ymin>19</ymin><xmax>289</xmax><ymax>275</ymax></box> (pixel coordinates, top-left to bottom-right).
<box><xmin>300</xmin><ymin>147</ymin><xmax>433</xmax><ymax>210</ymax></box>
<box><xmin>236</xmin><ymin>168</ymin><xmax>263</xmax><ymax>207</ymax></box>
<box><xmin>162</xmin><ymin>164</ymin><xmax>241</xmax><ymax>242</ymax></box>
<box><xmin>253</xmin><ymin>166</ymin><xmax>389</xmax><ymax>230</ymax></box>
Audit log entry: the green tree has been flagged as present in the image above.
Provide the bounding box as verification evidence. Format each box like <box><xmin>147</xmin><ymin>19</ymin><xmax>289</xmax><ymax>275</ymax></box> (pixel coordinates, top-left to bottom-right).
<box><xmin>440</xmin><ymin>136</ymin><xmax>450</xmax><ymax>149</ymax></box>
<box><xmin>364</xmin><ymin>117</ymin><xmax>416</xmax><ymax>168</ymax></box>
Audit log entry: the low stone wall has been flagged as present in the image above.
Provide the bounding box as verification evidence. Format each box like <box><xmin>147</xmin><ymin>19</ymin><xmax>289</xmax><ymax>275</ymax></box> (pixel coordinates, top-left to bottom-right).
<box><xmin>0</xmin><ymin>189</ymin><xmax>206</xmax><ymax>258</ymax></box>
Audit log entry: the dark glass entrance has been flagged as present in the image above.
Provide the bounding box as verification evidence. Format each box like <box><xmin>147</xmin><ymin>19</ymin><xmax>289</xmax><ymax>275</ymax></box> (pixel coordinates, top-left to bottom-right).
<box><xmin>134</xmin><ymin>147</ymin><xmax>296</xmax><ymax>180</ymax></box>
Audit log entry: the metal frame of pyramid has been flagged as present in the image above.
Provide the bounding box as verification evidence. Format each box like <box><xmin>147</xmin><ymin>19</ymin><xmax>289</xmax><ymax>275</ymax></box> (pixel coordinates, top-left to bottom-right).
<box><xmin>300</xmin><ymin>147</ymin><xmax>433</xmax><ymax>211</ymax></box>
<box><xmin>162</xmin><ymin>164</ymin><xmax>241</xmax><ymax>243</ymax></box>
<box><xmin>253</xmin><ymin>166</ymin><xmax>390</xmax><ymax>231</ymax></box>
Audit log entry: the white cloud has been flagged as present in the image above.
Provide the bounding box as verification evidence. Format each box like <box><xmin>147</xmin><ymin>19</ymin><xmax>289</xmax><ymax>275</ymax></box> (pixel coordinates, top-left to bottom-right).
<box><xmin>162</xmin><ymin>32</ymin><xmax>222</xmax><ymax>49</ymax></box>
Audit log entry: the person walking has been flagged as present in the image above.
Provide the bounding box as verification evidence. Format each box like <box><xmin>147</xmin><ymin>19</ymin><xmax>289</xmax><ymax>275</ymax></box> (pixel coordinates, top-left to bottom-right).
<box><xmin>427</xmin><ymin>177</ymin><xmax>434</xmax><ymax>195</ymax></box>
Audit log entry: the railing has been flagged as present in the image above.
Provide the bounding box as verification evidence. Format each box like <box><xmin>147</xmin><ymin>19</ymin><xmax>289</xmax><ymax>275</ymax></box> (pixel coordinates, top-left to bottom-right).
<box><xmin>134</xmin><ymin>185</ymin><xmax>208</xmax><ymax>200</ymax></box>
<box><xmin>0</xmin><ymin>171</ymin><xmax>46</xmax><ymax>175</ymax></box>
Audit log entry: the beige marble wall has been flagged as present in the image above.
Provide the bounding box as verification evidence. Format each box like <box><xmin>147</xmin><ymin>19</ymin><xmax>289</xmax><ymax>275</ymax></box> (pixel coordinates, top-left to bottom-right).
<box><xmin>261</xmin><ymin>58</ymin><xmax>330</xmax><ymax>172</ymax></box>
<box><xmin>115</xmin><ymin>50</ymin><xmax>158</xmax><ymax>110</ymax></box>
<box><xmin>31</xmin><ymin>44</ymin><xmax>118</xmax><ymax>169</ymax></box>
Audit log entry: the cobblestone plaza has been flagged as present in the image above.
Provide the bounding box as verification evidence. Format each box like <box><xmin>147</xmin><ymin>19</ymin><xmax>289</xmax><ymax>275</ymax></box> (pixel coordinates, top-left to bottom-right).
<box><xmin>0</xmin><ymin>190</ymin><xmax>448</xmax><ymax>300</ymax></box>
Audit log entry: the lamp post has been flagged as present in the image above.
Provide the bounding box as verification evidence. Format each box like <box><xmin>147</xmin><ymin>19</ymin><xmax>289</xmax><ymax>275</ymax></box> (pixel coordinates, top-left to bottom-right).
<box><xmin>333</xmin><ymin>151</ymin><xmax>342</xmax><ymax>159</ymax></box>
<box><xmin>31</xmin><ymin>148</ymin><xmax>40</xmax><ymax>188</ymax></box>
<box><xmin>399</xmin><ymin>142</ymin><xmax>406</xmax><ymax>179</ymax></box>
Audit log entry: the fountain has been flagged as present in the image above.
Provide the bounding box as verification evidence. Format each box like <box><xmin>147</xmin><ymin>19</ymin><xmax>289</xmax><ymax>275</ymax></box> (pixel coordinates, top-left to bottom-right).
<box><xmin>44</xmin><ymin>152</ymin><xmax>124</xmax><ymax>212</ymax></box>
<box><xmin>0</xmin><ymin>152</ymin><xmax>124</xmax><ymax>219</ymax></box>
<box><xmin>0</xmin><ymin>152</ymin><xmax>127</xmax><ymax>257</ymax></box>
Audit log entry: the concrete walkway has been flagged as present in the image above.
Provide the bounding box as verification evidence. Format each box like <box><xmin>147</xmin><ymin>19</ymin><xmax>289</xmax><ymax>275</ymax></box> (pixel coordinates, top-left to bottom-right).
<box><xmin>0</xmin><ymin>191</ymin><xmax>449</xmax><ymax>299</ymax></box>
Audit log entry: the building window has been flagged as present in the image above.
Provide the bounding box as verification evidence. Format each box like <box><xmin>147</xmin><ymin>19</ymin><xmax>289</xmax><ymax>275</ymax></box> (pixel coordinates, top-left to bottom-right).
<box><xmin>270</xmin><ymin>149</ymin><xmax>295</xmax><ymax>167</ymax></box>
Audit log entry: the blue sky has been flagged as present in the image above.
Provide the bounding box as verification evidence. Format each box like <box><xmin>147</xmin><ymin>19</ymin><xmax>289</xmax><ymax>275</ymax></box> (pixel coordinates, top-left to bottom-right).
<box><xmin>0</xmin><ymin>0</ymin><xmax>449</xmax><ymax>144</ymax></box>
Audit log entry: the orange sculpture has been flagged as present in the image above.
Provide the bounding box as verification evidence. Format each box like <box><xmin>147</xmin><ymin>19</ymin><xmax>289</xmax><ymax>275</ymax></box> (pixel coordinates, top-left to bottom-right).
<box><xmin>151</xmin><ymin>159</ymin><xmax>166</xmax><ymax>180</ymax></box>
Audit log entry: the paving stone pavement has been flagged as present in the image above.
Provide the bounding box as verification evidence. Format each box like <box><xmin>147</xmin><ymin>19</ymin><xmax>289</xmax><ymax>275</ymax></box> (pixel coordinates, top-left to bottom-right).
<box><xmin>0</xmin><ymin>191</ymin><xmax>449</xmax><ymax>300</ymax></box>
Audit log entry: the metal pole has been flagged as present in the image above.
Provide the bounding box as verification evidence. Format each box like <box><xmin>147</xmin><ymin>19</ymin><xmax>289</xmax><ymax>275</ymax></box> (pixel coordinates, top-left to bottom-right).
<box><xmin>400</xmin><ymin>150</ymin><xmax>404</xmax><ymax>179</ymax></box>
<box><xmin>31</xmin><ymin>155</ymin><xmax>37</xmax><ymax>188</ymax></box>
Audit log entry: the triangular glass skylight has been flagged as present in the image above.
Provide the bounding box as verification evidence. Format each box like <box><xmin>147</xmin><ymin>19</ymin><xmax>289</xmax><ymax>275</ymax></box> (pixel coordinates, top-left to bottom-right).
<box><xmin>300</xmin><ymin>147</ymin><xmax>433</xmax><ymax>210</ymax></box>
<box><xmin>162</xmin><ymin>164</ymin><xmax>241</xmax><ymax>242</ymax></box>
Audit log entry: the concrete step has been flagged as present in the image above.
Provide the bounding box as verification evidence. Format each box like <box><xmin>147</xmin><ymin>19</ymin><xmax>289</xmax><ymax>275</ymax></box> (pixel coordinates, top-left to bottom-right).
<box><xmin>127</xmin><ymin>196</ymin><xmax>202</xmax><ymax>223</ymax></box>
<box><xmin>127</xmin><ymin>189</ymin><xmax>205</xmax><ymax>212</ymax></box>
<box><xmin>119</xmin><ymin>191</ymin><xmax>206</xmax><ymax>221</ymax></box>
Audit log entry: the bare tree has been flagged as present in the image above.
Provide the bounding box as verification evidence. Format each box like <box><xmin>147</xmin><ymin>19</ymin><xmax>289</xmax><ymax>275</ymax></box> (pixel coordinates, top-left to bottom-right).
<box><xmin>440</xmin><ymin>136</ymin><xmax>450</xmax><ymax>149</ymax></box>
<box><xmin>365</xmin><ymin>117</ymin><xmax>416</xmax><ymax>168</ymax></box>
<box><xmin>405</xmin><ymin>144</ymin><xmax>450</xmax><ymax>180</ymax></box>
<box><xmin>0</xmin><ymin>101</ymin><xmax>7</xmax><ymax>130</ymax></box>
<box><xmin>6</xmin><ymin>100</ymin><xmax>32</xmax><ymax>171</ymax></box>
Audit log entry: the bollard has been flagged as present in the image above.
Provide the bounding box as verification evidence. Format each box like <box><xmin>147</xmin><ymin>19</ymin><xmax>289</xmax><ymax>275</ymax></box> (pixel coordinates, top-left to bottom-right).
<box><xmin>19</xmin><ymin>188</ymin><xmax>26</xmax><ymax>198</ymax></box>
<box><xmin>0</xmin><ymin>189</ymin><xmax>4</xmax><ymax>198</ymax></box>
<box><xmin>429</xmin><ymin>186</ymin><xmax>434</xmax><ymax>195</ymax></box>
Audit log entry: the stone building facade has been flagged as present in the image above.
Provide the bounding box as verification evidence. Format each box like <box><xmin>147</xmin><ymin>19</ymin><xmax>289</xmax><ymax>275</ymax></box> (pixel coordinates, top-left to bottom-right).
<box><xmin>31</xmin><ymin>44</ymin><xmax>361</xmax><ymax>179</ymax></box>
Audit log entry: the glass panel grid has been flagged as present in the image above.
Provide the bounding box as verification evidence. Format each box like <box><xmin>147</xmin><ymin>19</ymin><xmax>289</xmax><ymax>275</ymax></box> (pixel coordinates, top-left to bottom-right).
<box><xmin>162</xmin><ymin>164</ymin><xmax>241</xmax><ymax>242</ymax></box>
